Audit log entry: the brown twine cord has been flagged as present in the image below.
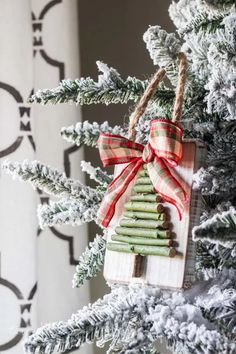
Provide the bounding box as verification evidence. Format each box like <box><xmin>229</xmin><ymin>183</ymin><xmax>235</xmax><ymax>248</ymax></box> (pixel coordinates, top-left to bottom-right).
<box><xmin>172</xmin><ymin>52</ymin><xmax>187</xmax><ymax>123</ymax></box>
<box><xmin>128</xmin><ymin>67</ymin><xmax>166</xmax><ymax>141</ymax></box>
<box><xmin>128</xmin><ymin>52</ymin><xmax>187</xmax><ymax>142</ymax></box>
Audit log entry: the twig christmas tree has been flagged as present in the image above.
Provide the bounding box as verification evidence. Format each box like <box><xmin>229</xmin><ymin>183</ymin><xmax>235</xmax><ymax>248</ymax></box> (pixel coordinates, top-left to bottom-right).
<box><xmin>107</xmin><ymin>166</ymin><xmax>177</xmax><ymax>259</ymax></box>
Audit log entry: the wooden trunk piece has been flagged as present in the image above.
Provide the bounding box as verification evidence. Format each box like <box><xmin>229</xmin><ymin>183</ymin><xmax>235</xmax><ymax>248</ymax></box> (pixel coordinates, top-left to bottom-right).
<box><xmin>103</xmin><ymin>140</ymin><xmax>205</xmax><ymax>289</ymax></box>
<box><xmin>132</xmin><ymin>254</ymin><xmax>143</xmax><ymax>278</ymax></box>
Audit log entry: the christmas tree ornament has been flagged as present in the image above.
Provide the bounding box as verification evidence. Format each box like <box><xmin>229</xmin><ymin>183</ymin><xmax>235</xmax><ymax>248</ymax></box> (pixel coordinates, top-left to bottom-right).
<box><xmin>4</xmin><ymin>3</ymin><xmax>236</xmax><ymax>352</ymax></box>
<box><xmin>99</xmin><ymin>53</ymin><xmax>206</xmax><ymax>288</ymax></box>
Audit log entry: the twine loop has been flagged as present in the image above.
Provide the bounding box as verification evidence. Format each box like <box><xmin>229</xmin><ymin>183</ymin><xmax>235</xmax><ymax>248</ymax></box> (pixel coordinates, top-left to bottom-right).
<box><xmin>128</xmin><ymin>52</ymin><xmax>187</xmax><ymax>141</ymax></box>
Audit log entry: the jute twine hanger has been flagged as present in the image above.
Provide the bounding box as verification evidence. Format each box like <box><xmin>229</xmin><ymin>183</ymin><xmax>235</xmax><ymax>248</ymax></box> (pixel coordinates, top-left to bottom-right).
<box><xmin>127</xmin><ymin>52</ymin><xmax>187</xmax><ymax>277</ymax></box>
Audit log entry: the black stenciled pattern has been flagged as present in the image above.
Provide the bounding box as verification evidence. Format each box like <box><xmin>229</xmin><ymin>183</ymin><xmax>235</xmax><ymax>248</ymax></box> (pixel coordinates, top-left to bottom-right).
<box><xmin>1</xmin><ymin>0</ymin><xmax>80</xmax><ymax>351</ymax></box>
<box><xmin>0</xmin><ymin>83</ymin><xmax>35</xmax><ymax>157</ymax></box>
<box><xmin>0</xmin><ymin>274</ymin><xmax>37</xmax><ymax>351</ymax></box>
<box><xmin>32</xmin><ymin>0</ymin><xmax>65</xmax><ymax>81</ymax></box>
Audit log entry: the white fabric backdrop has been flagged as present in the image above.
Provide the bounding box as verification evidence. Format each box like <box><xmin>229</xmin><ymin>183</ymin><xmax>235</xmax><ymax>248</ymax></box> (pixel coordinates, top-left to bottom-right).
<box><xmin>0</xmin><ymin>1</ymin><xmax>91</xmax><ymax>353</ymax></box>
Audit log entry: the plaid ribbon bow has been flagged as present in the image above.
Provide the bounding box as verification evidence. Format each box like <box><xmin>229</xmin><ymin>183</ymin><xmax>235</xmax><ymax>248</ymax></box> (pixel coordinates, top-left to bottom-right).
<box><xmin>97</xmin><ymin>119</ymin><xmax>187</xmax><ymax>227</ymax></box>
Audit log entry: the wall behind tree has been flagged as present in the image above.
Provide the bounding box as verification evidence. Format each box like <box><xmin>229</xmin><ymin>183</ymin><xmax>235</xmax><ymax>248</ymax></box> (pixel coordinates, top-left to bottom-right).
<box><xmin>78</xmin><ymin>1</ymin><xmax>173</xmax><ymax>352</ymax></box>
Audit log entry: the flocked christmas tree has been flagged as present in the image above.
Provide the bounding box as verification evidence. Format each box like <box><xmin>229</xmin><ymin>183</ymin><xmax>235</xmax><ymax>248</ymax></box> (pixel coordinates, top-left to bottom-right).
<box><xmin>2</xmin><ymin>0</ymin><xmax>236</xmax><ymax>353</ymax></box>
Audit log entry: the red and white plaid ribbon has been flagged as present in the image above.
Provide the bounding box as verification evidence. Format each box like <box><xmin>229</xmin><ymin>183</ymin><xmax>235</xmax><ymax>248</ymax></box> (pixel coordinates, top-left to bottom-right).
<box><xmin>97</xmin><ymin>119</ymin><xmax>187</xmax><ymax>227</ymax></box>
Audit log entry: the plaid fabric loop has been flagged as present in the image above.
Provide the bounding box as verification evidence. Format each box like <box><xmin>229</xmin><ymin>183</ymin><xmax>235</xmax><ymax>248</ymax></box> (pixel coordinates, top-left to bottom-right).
<box><xmin>97</xmin><ymin>119</ymin><xmax>187</xmax><ymax>227</ymax></box>
<box><xmin>150</xmin><ymin>119</ymin><xmax>183</xmax><ymax>167</ymax></box>
<box><xmin>142</xmin><ymin>143</ymin><xmax>155</xmax><ymax>163</ymax></box>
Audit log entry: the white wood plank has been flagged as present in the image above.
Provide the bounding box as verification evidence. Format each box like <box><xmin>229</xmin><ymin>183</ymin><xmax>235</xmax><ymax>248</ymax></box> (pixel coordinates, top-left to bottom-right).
<box><xmin>103</xmin><ymin>140</ymin><xmax>205</xmax><ymax>289</ymax></box>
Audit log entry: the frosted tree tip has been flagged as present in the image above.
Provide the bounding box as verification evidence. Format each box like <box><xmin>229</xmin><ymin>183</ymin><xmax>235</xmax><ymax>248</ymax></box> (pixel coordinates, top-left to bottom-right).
<box><xmin>1</xmin><ymin>159</ymin><xmax>10</xmax><ymax>170</ymax></box>
<box><xmin>96</xmin><ymin>60</ymin><xmax>109</xmax><ymax>72</ymax></box>
<box><xmin>143</xmin><ymin>25</ymin><xmax>159</xmax><ymax>40</ymax></box>
<box><xmin>60</xmin><ymin>126</ymin><xmax>67</xmax><ymax>135</ymax></box>
<box><xmin>27</xmin><ymin>90</ymin><xmax>44</xmax><ymax>104</ymax></box>
<box><xmin>1</xmin><ymin>160</ymin><xmax>19</xmax><ymax>175</ymax></box>
<box><xmin>27</xmin><ymin>95</ymin><xmax>34</xmax><ymax>104</ymax></box>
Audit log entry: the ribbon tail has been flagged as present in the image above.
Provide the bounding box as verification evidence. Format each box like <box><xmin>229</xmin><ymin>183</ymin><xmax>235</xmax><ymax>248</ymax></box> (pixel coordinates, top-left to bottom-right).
<box><xmin>147</xmin><ymin>157</ymin><xmax>187</xmax><ymax>220</ymax></box>
<box><xmin>97</xmin><ymin>158</ymin><xmax>143</xmax><ymax>227</ymax></box>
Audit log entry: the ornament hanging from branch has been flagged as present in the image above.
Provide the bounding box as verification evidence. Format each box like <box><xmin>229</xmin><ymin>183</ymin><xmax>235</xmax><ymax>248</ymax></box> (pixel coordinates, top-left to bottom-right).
<box><xmin>98</xmin><ymin>53</ymin><xmax>205</xmax><ymax>289</ymax></box>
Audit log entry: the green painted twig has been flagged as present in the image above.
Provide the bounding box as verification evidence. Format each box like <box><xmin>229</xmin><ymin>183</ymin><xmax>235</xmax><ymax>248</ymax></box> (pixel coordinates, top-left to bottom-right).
<box><xmin>124</xmin><ymin>201</ymin><xmax>163</xmax><ymax>213</ymax></box>
<box><xmin>111</xmin><ymin>234</ymin><xmax>172</xmax><ymax>246</ymax></box>
<box><xmin>123</xmin><ymin>211</ymin><xmax>166</xmax><ymax>221</ymax></box>
<box><xmin>136</xmin><ymin>177</ymin><xmax>152</xmax><ymax>184</ymax></box>
<box><xmin>130</xmin><ymin>194</ymin><xmax>162</xmax><ymax>203</ymax></box>
<box><xmin>133</xmin><ymin>185</ymin><xmax>154</xmax><ymax>193</ymax></box>
<box><xmin>115</xmin><ymin>226</ymin><xmax>170</xmax><ymax>239</ymax></box>
<box><xmin>107</xmin><ymin>242</ymin><xmax>176</xmax><ymax>257</ymax></box>
<box><xmin>139</xmin><ymin>169</ymin><xmax>149</xmax><ymax>177</ymax></box>
<box><xmin>119</xmin><ymin>218</ymin><xmax>168</xmax><ymax>229</ymax></box>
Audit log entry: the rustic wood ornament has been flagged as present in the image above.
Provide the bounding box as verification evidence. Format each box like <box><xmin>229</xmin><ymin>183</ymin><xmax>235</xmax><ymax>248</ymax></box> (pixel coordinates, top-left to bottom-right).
<box><xmin>100</xmin><ymin>53</ymin><xmax>206</xmax><ymax>289</ymax></box>
<box><xmin>104</xmin><ymin>139</ymin><xmax>205</xmax><ymax>288</ymax></box>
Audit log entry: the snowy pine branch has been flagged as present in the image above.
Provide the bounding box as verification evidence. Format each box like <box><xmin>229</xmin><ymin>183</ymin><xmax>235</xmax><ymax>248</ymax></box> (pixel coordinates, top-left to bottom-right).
<box><xmin>193</xmin><ymin>207</ymin><xmax>236</xmax><ymax>245</ymax></box>
<box><xmin>196</xmin><ymin>241</ymin><xmax>236</xmax><ymax>279</ymax></box>
<box><xmin>206</xmin><ymin>132</ymin><xmax>236</xmax><ymax>167</ymax></box>
<box><xmin>23</xmin><ymin>285</ymin><xmax>147</xmax><ymax>354</ymax></box>
<box><xmin>81</xmin><ymin>161</ymin><xmax>112</xmax><ymax>186</ymax></box>
<box><xmin>182</xmin><ymin>10</ymin><xmax>236</xmax><ymax>120</ymax></box>
<box><xmin>143</xmin><ymin>26</ymin><xmax>181</xmax><ymax>85</ymax></box>
<box><xmin>198</xmin><ymin>288</ymin><xmax>236</xmax><ymax>334</ymax></box>
<box><xmin>169</xmin><ymin>0</ymin><xmax>199</xmax><ymax>30</ymax></box>
<box><xmin>169</xmin><ymin>1</ymin><xmax>230</xmax><ymax>31</ymax></box>
<box><xmin>196</xmin><ymin>241</ymin><xmax>220</xmax><ymax>279</ymax></box>
<box><xmin>61</xmin><ymin>121</ymin><xmax>126</xmax><ymax>147</ymax></box>
<box><xmin>2</xmin><ymin>160</ymin><xmax>102</xmax><ymax>202</ymax></box>
<box><xmin>206</xmin><ymin>14</ymin><xmax>236</xmax><ymax>120</ymax></box>
<box><xmin>72</xmin><ymin>234</ymin><xmax>106</xmax><ymax>288</ymax></box>
<box><xmin>182</xmin><ymin>12</ymin><xmax>225</xmax><ymax>34</ymax></box>
<box><xmin>170</xmin><ymin>2</ymin><xmax>236</xmax><ymax>121</ymax></box>
<box><xmin>38</xmin><ymin>198</ymin><xmax>100</xmax><ymax>228</ymax></box>
<box><xmin>24</xmin><ymin>285</ymin><xmax>236</xmax><ymax>354</ymax></box>
<box><xmin>28</xmin><ymin>61</ymin><xmax>174</xmax><ymax>107</ymax></box>
<box><xmin>202</xmin><ymin>0</ymin><xmax>236</xmax><ymax>8</ymax></box>
<box><xmin>193</xmin><ymin>165</ymin><xmax>236</xmax><ymax>201</ymax></box>
<box><xmin>148</xmin><ymin>294</ymin><xmax>236</xmax><ymax>353</ymax></box>
<box><xmin>196</xmin><ymin>269</ymin><xmax>236</xmax><ymax>334</ymax></box>
<box><xmin>116</xmin><ymin>320</ymin><xmax>154</xmax><ymax>354</ymax></box>
<box><xmin>142</xmin><ymin>349</ymin><xmax>160</xmax><ymax>354</ymax></box>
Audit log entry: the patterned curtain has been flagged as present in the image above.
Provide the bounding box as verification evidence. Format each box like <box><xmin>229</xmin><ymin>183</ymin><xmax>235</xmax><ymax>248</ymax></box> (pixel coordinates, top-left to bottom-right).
<box><xmin>0</xmin><ymin>1</ymin><xmax>91</xmax><ymax>353</ymax></box>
